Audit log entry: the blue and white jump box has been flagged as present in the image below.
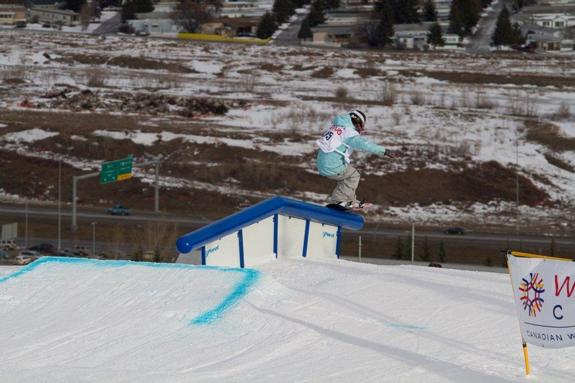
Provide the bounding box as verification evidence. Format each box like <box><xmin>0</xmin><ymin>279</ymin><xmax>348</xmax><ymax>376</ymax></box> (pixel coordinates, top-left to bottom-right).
<box><xmin>176</xmin><ymin>196</ymin><xmax>364</xmax><ymax>268</ymax></box>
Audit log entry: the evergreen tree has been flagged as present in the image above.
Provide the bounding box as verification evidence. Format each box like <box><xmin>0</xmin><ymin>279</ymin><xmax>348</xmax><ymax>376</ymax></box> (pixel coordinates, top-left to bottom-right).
<box><xmin>325</xmin><ymin>0</ymin><xmax>339</xmax><ymax>10</ymax></box>
<box><xmin>421</xmin><ymin>236</ymin><xmax>432</xmax><ymax>262</ymax></box>
<box><xmin>428</xmin><ymin>22</ymin><xmax>444</xmax><ymax>46</ymax></box>
<box><xmin>298</xmin><ymin>16</ymin><xmax>313</xmax><ymax>39</ymax></box>
<box><xmin>449</xmin><ymin>0</ymin><xmax>482</xmax><ymax>36</ymax></box>
<box><xmin>393</xmin><ymin>0</ymin><xmax>419</xmax><ymax>24</ymax></box>
<box><xmin>491</xmin><ymin>6</ymin><xmax>514</xmax><ymax>46</ymax></box>
<box><xmin>64</xmin><ymin>0</ymin><xmax>86</xmax><ymax>13</ymax></box>
<box><xmin>393</xmin><ymin>236</ymin><xmax>404</xmax><ymax>260</ymax></box>
<box><xmin>307</xmin><ymin>0</ymin><xmax>326</xmax><ymax>27</ymax></box>
<box><xmin>371</xmin><ymin>0</ymin><xmax>394</xmax><ymax>47</ymax></box>
<box><xmin>423</xmin><ymin>0</ymin><xmax>437</xmax><ymax>22</ymax></box>
<box><xmin>256</xmin><ymin>12</ymin><xmax>277</xmax><ymax>39</ymax></box>
<box><xmin>121</xmin><ymin>0</ymin><xmax>137</xmax><ymax>22</ymax></box>
<box><xmin>438</xmin><ymin>241</ymin><xmax>446</xmax><ymax>263</ymax></box>
<box><xmin>134</xmin><ymin>0</ymin><xmax>154</xmax><ymax>13</ymax></box>
<box><xmin>272</xmin><ymin>0</ymin><xmax>296</xmax><ymax>25</ymax></box>
<box><xmin>512</xmin><ymin>22</ymin><xmax>524</xmax><ymax>45</ymax></box>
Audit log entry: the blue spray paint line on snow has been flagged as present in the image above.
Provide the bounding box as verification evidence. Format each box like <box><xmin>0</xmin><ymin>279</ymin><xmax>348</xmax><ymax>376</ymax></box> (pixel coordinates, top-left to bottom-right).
<box><xmin>387</xmin><ymin>323</ymin><xmax>426</xmax><ymax>330</ymax></box>
<box><xmin>0</xmin><ymin>257</ymin><xmax>260</xmax><ymax>325</ymax></box>
<box><xmin>190</xmin><ymin>267</ymin><xmax>259</xmax><ymax>325</ymax></box>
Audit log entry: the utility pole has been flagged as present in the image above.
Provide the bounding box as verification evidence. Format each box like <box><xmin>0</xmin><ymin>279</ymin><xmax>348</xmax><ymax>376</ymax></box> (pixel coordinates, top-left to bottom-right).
<box><xmin>516</xmin><ymin>133</ymin><xmax>520</xmax><ymax>234</ymax></box>
<box><xmin>24</xmin><ymin>200</ymin><xmax>28</xmax><ymax>248</ymax></box>
<box><xmin>58</xmin><ymin>157</ymin><xmax>62</xmax><ymax>250</ymax></box>
<box><xmin>91</xmin><ymin>221</ymin><xmax>97</xmax><ymax>257</ymax></box>
<box><xmin>154</xmin><ymin>161</ymin><xmax>160</xmax><ymax>213</ymax></box>
<box><xmin>411</xmin><ymin>223</ymin><xmax>415</xmax><ymax>264</ymax></box>
<box><xmin>72</xmin><ymin>171</ymin><xmax>99</xmax><ymax>231</ymax></box>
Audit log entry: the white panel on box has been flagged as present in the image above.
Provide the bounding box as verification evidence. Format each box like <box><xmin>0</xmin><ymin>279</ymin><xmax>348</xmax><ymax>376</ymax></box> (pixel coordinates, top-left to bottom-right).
<box><xmin>242</xmin><ymin>216</ymin><xmax>275</xmax><ymax>267</ymax></box>
<box><xmin>203</xmin><ymin>233</ymin><xmax>240</xmax><ymax>267</ymax></box>
<box><xmin>278</xmin><ymin>215</ymin><xmax>306</xmax><ymax>259</ymax></box>
<box><xmin>306</xmin><ymin>222</ymin><xmax>338</xmax><ymax>260</ymax></box>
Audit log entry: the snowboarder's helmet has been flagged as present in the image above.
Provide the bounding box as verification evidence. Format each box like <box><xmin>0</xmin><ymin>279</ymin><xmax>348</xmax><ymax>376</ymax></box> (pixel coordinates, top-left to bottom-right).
<box><xmin>350</xmin><ymin>110</ymin><xmax>366</xmax><ymax>132</ymax></box>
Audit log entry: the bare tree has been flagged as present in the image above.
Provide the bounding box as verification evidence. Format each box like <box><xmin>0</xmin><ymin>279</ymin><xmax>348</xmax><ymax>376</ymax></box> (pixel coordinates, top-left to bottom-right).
<box><xmin>171</xmin><ymin>0</ymin><xmax>223</xmax><ymax>33</ymax></box>
<box><xmin>80</xmin><ymin>2</ymin><xmax>92</xmax><ymax>31</ymax></box>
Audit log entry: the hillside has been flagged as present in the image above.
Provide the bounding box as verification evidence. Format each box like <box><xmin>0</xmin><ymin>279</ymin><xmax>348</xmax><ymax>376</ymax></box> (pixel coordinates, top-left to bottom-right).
<box><xmin>1</xmin><ymin>31</ymin><xmax>575</xmax><ymax>234</ymax></box>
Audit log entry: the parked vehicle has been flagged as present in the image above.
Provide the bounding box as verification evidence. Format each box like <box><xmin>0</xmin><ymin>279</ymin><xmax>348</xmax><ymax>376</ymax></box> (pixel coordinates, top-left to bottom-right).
<box><xmin>15</xmin><ymin>21</ymin><xmax>26</xmax><ymax>28</ymax></box>
<box><xmin>0</xmin><ymin>250</ymin><xmax>9</xmax><ymax>260</ymax></box>
<box><xmin>107</xmin><ymin>204</ymin><xmax>130</xmax><ymax>216</ymax></box>
<box><xmin>15</xmin><ymin>255</ymin><xmax>34</xmax><ymax>265</ymax></box>
<box><xmin>29</xmin><ymin>243</ymin><xmax>55</xmax><ymax>254</ymax></box>
<box><xmin>445</xmin><ymin>227</ymin><xmax>465</xmax><ymax>235</ymax></box>
<box><xmin>18</xmin><ymin>250</ymin><xmax>39</xmax><ymax>257</ymax></box>
<box><xmin>0</xmin><ymin>239</ymin><xmax>17</xmax><ymax>250</ymax></box>
<box><xmin>72</xmin><ymin>246</ymin><xmax>90</xmax><ymax>256</ymax></box>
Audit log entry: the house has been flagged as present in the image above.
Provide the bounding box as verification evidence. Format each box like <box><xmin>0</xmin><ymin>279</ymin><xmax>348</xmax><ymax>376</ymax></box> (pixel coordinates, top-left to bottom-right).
<box><xmin>29</xmin><ymin>6</ymin><xmax>79</xmax><ymax>26</ymax></box>
<box><xmin>513</xmin><ymin>4</ymin><xmax>575</xmax><ymax>28</ymax></box>
<box><xmin>309</xmin><ymin>8</ymin><xmax>372</xmax><ymax>47</ymax></box>
<box><xmin>128</xmin><ymin>12</ymin><xmax>181</xmax><ymax>34</ymax></box>
<box><xmin>219</xmin><ymin>0</ymin><xmax>267</xmax><ymax>18</ymax></box>
<box><xmin>523</xmin><ymin>24</ymin><xmax>569</xmax><ymax>50</ymax></box>
<box><xmin>0</xmin><ymin>3</ymin><xmax>26</xmax><ymax>25</ymax></box>
<box><xmin>434</xmin><ymin>0</ymin><xmax>452</xmax><ymax>21</ymax></box>
<box><xmin>200</xmin><ymin>16</ymin><xmax>260</xmax><ymax>37</ymax></box>
<box><xmin>393</xmin><ymin>22</ymin><xmax>434</xmax><ymax>50</ymax></box>
<box><xmin>512</xmin><ymin>4</ymin><xmax>575</xmax><ymax>51</ymax></box>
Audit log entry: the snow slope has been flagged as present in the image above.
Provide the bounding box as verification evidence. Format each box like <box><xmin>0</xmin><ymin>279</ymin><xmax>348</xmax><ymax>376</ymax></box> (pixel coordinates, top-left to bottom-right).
<box><xmin>0</xmin><ymin>257</ymin><xmax>573</xmax><ymax>382</ymax></box>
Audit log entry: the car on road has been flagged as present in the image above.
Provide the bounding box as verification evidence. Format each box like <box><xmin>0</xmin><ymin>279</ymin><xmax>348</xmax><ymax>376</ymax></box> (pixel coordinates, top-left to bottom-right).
<box><xmin>29</xmin><ymin>243</ymin><xmax>55</xmax><ymax>254</ymax></box>
<box><xmin>17</xmin><ymin>250</ymin><xmax>39</xmax><ymax>264</ymax></box>
<box><xmin>72</xmin><ymin>245</ymin><xmax>90</xmax><ymax>257</ymax></box>
<box><xmin>445</xmin><ymin>227</ymin><xmax>465</xmax><ymax>235</ymax></box>
<box><xmin>107</xmin><ymin>204</ymin><xmax>130</xmax><ymax>216</ymax></box>
<box><xmin>0</xmin><ymin>250</ymin><xmax>9</xmax><ymax>260</ymax></box>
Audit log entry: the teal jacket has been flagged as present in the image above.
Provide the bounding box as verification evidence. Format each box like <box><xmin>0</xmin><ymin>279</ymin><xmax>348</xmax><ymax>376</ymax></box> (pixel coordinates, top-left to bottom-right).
<box><xmin>316</xmin><ymin>114</ymin><xmax>387</xmax><ymax>177</ymax></box>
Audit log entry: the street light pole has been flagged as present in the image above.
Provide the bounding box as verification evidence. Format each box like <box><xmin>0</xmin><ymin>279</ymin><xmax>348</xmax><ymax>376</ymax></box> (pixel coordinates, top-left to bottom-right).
<box><xmin>91</xmin><ymin>221</ymin><xmax>97</xmax><ymax>257</ymax></box>
<box><xmin>24</xmin><ymin>200</ymin><xmax>28</xmax><ymax>248</ymax></box>
<box><xmin>58</xmin><ymin>157</ymin><xmax>62</xmax><ymax>250</ymax></box>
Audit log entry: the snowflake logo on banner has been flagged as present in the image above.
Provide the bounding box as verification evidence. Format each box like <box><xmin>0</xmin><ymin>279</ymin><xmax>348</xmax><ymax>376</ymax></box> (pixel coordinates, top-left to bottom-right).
<box><xmin>519</xmin><ymin>273</ymin><xmax>545</xmax><ymax>317</ymax></box>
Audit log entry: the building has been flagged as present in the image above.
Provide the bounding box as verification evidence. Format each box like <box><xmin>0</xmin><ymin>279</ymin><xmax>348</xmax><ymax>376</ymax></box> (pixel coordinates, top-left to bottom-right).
<box><xmin>128</xmin><ymin>12</ymin><xmax>181</xmax><ymax>34</ymax></box>
<box><xmin>0</xmin><ymin>3</ymin><xmax>26</xmax><ymax>25</ymax></box>
<box><xmin>200</xmin><ymin>16</ymin><xmax>260</xmax><ymax>37</ymax></box>
<box><xmin>29</xmin><ymin>6</ymin><xmax>79</xmax><ymax>26</ymax></box>
<box><xmin>220</xmin><ymin>0</ymin><xmax>267</xmax><ymax>18</ymax></box>
<box><xmin>309</xmin><ymin>8</ymin><xmax>373</xmax><ymax>47</ymax></box>
<box><xmin>523</xmin><ymin>24</ymin><xmax>573</xmax><ymax>50</ymax></box>
<box><xmin>434</xmin><ymin>0</ymin><xmax>452</xmax><ymax>21</ymax></box>
<box><xmin>512</xmin><ymin>4</ymin><xmax>575</xmax><ymax>51</ymax></box>
<box><xmin>393</xmin><ymin>22</ymin><xmax>433</xmax><ymax>49</ymax></box>
<box><xmin>514</xmin><ymin>3</ymin><xmax>575</xmax><ymax>27</ymax></box>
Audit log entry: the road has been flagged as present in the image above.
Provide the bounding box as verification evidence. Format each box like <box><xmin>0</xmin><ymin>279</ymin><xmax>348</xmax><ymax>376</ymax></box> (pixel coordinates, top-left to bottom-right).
<box><xmin>272</xmin><ymin>7</ymin><xmax>309</xmax><ymax>46</ymax></box>
<box><xmin>2</xmin><ymin>203</ymin><xmax>574</xmax><ymax>255</ymax></box>
<box><xmin>93</xmin><ymin>12</ymin><xmax>122</xmax><ymax>35</ymax></box>
<box><xmin>466</xmin><ymin>0</ymin><xmax>512</xmax><ymax>53</ymax></box>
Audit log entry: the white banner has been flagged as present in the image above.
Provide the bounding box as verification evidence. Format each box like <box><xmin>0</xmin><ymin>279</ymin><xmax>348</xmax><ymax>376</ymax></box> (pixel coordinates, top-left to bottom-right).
<box><xmin>508</xmin><ymin>253</ymin><xmax>575</xmax><ymax>348</ymax></box>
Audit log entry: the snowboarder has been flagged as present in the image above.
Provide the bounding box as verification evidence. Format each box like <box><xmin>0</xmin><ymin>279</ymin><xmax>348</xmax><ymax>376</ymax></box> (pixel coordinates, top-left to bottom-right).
<box><xmin>316</xmin><ymin>110</ymin><xmax>399</xmax><ymax>210</ymax></box>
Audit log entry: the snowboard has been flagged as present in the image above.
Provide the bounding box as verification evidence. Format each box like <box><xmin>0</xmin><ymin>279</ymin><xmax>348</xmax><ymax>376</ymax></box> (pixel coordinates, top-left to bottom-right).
<box><xmin>326</xmin><ymin>202</ymin><xmax>373</xmax><ymax>213</ymax></box>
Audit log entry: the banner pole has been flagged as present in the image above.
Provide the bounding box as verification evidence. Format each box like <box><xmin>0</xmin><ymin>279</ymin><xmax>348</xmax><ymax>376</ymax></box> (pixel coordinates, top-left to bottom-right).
<box><xmin>506</xmin><ymin>251</ymin><xmax>532</xmax><ymax>376</ymax></box>
<box><xmin>522</xmin><ymin>340</ymin><xmax>531</xmax><ymax>376</ymax></box>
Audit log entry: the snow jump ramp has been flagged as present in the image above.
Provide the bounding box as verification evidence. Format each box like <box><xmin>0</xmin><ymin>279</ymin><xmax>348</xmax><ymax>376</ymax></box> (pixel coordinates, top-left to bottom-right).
<box><xmin>176</xmin><ymin>195</ymin><xmax>364</xmax><ymax>268</ymax></box>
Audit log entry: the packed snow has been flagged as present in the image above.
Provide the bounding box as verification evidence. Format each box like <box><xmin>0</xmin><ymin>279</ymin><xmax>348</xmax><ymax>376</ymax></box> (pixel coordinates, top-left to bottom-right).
<box><xmin>0</xmin><ymin>257</ymin><xmax>573</xmax><ymax>382</ymax></box>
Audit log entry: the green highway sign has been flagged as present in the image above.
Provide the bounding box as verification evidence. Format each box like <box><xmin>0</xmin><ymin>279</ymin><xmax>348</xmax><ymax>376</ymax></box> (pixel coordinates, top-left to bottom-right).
<box><xmin>100</xmin><ymin>155</ymin><xmax>134</xmax><ymax>184</ymax></box>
